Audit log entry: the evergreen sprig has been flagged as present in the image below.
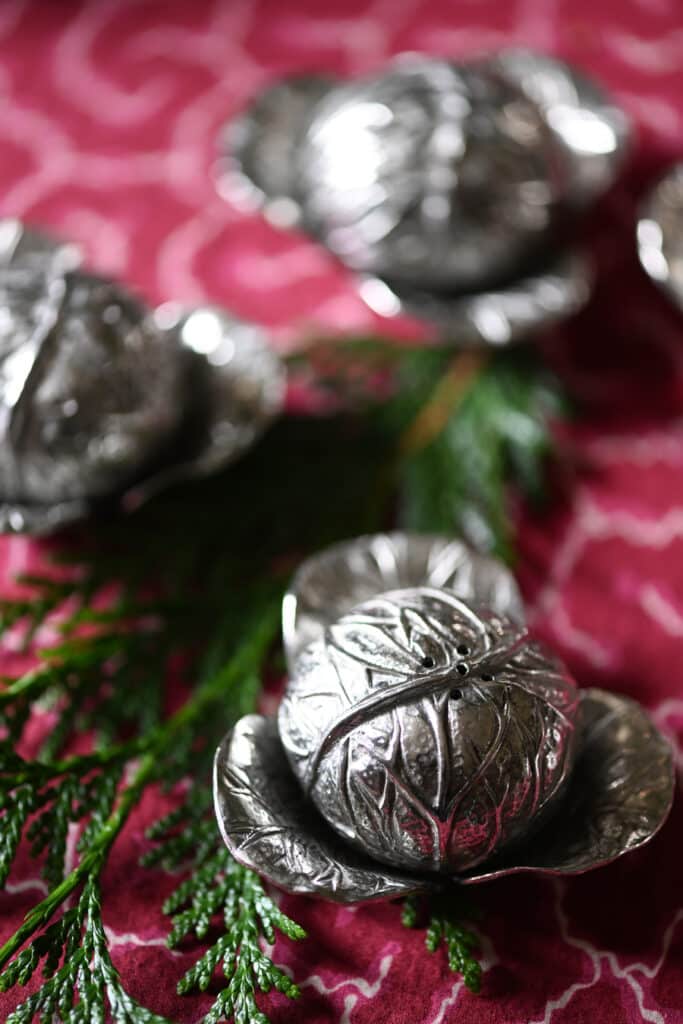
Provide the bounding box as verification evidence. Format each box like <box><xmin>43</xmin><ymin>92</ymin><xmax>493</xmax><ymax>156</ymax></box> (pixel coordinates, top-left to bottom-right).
<box><xmin>0</xmin><ymin>592</ymin><xmax>283</xmax><ymax>1023</ymax></box>
<box><xmin>0</xmin><ymin>744</ymin><xmax>124</xmax><ymax>890</ymax></box>
<box><xmin>385</xmin><ymin>345</ymin><xmax>565</xmax><ymax>561</ymax></box>
<box><xmin>2</xmin><ymin>875</ymin><xmax>169</xmax><ymax>1024</ymax></box>
<box><xmin>0</xmin><ymin>342</ymin><xmax>567</xmax><ymax>1022</ymax></box>
<box><xmin>168</xmin><ymin>849</ymin><xmax>304</xmax><ymax>1024</ymax></box>
<box><xmin>401</xmin><ymin>893</ymin><xmax>482</xmax><ymax>994</ymax></box>
<box><xmin>142</xmin><ymin>782</ymin><xmax>307</xmax><ymax>1024</ymax></box>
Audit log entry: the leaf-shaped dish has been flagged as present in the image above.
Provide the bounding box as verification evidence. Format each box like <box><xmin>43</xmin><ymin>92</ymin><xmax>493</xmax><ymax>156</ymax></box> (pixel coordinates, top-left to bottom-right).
<box><xmin>462</xmin><ymin>688</ymin><xmax>675</xmax><ymax>883</ymax></box>
<box><xmin>359</xmin><ymin>249</ymin><xmax>592</xmax><ymax>349</ymax></box>
<box><xmin>214</xmin><ymin>688</ymin><xmax>674</xmax><ymax>903</ymax></box>
<box><xmin>214</xmin><ymin>714</ymin><xmax>428</xmax><ymax>903</ymax></box>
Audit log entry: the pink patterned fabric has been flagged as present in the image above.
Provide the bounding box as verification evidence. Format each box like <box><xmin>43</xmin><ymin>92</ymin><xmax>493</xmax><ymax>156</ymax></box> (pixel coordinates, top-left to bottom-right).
<box><xmin>0</xmin><ymin>2</ymin><xmax>682</xmax><ymax>1021</ymax></box>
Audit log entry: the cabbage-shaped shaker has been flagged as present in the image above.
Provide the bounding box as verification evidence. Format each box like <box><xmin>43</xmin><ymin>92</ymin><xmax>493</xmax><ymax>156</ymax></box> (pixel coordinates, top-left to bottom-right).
<box><xmin>0</xmin><ymin>220</ymin><xmax>285</xmax><ymax>533</ymax></box>
<box><xmin>214</xmin><ymin>532</ymin><xmax>674</xmax><ymax>903</ymax></box>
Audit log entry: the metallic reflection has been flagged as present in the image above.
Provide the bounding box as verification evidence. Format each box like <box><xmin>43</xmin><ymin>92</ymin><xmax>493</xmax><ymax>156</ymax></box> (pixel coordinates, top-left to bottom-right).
<box><xmin>215</xmin><ymin>533</ymin><xmax>673</xmax><ymax>903</ymax></box>
<box><xmin>0</xmin><ymin>222</ymin><xmax>285</xmax><ymax>533</ymax></box>
<box><xmin>219</xmin><ymin>50</ymin><xmax>630</xmax><ymax>346</ymax></box>
<box><xmin>637</xmin><ymin>164</ymin><xmax>683</xmax><ymax>311</ymax></box>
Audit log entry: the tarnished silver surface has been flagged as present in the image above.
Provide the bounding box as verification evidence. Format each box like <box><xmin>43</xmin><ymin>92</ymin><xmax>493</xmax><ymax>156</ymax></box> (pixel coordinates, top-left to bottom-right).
<box><xmin>0</xmin><ymin>221</ymin><xmax>286</xmax><ymax>533</ymax></box>
<box><xmin>216</xmin><ymin>75</ymin><xmax>333</xmax><ymax>228</ymax></box>
<box><xmin>359</xmin><ymin>249</ymin><xmax>591</xmax><ymax>348</ymax></box>
<box><xmin>0</xmin><ymin>259</ymin><xmax>183</xmax><ymax>506</ymax></box>
<box><xmin>282</xmin><ymin>531</ymin><xmax>524</xmax><ymax>671</ymax></box>
<box><xmin>491</xmin><ymin>49</ymin><xmax>631</xmax><ymax>208</ymax></box>
<box><xmin>280</xmin><ymin>586</ymin><xmax>579</xmax><ymax>874</ymax></box>
<box><xmin>214</xmin><ymin>691</ymin><xmax>674</xmax><ymax>901</ymax></box>
<box><xmin>637</xmin><ymin>164</ymin><xmax>683</xmax><ymax>312</ymax></box>
<box><xmin>124</xmin><ymin>304</ymin><xmax>286</xmax><ymax>506</ymax></box>
<box><xmin>214</xmin><ymin>714</ymin><xmax>429</xmax><ymax>903</ymax></box>
<box><xmin>0</xmin><ymin>497</ymin><xmax>89</xmax><ymax>536</ymax></box>
<box><xmin>296</xmin><ymin>58</ymin><xmax>563</xmax><ymax>293</ymax></box>
<box><xmin>220</xmin><ymin>50</ymin><xmax>629</xmax><ymax>325</ymax></box>
<box><xmin>0</xmin><ymin>219</ymin><xmax>82</xmax><ymax>274</ymax></box>
<box><xmin>164</xmin><ymin>305</ymin><xmax>285</xmax><ymax>475</ymax></box>
<box><xmin>462</xmin><ymin>689</ymin><xmax>675</xmax><ymax>883</ymax></box>
<box><xmin>214</xmin><ymin>532</ymin><xmax>675</xmax><ymax>902</ymax></box>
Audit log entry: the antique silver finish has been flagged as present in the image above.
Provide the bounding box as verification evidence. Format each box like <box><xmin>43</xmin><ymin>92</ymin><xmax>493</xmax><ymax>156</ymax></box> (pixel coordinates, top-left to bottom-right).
<box><xmin>124</xmin><ymin>304</ymin><xmax>286</xmax><ymax>506</ymax></box>
<box><xmin>214</xmin><ymin>714</ymin><xmax>429</xmax><ymax>903</ymax></box>
<box><xmin>279</xmin><ymin>586</ymin><xmax>579</xmax><ymax>874</ymax></box>
<box><xmin>0</xmin><ymin>218</ymin><xmax>82</xmax><ymax>274</ymax></box>
<box><xmin>490</xmin><ymin>49</ymin><xmax>630</xmax><ymax>209</ymax></box>
<box><xmin>164</xmin><ymin>305</ymin><xmax>285</xmax><ymax>476</ymax></box>
<box><xmin>0</xmin><ymin>497</ymin><xmax>89</xmax><ymax>535</ymax></box>
<box><xmin>0</xmin><ymin>220</ymin><xmax>285</xmax><ymax>533</ymax></box>
<box><xmin>358</xmin><ymin>250</ymin><xmax>591</xmax><ymax>348</ymax></box>
<box><xmin>219</xmin><ymin>50</ymin><xmax>629</xmax><ymax>343</ymax></box>
<box><xmin>296</xmin><ymin>57</ymin><xmax>563</xmax><ymax>293</ymax></box>
<box><xmin>637</xmin><ymin>164</ymin><xmax>683</xmax><ymax>312</ymax></box>
<box><xmin>282</xmin><ymin>530</ymin><xmax>524</xmax><ymax>671</ymax></box>
<box><xmin>216</xmin><ymin>75</ymin><xmax>333</xmax><ymax>228</ymax></box>
<box><xmin>214</xmin><ymin>688</ymin><xmax>673</xmax><ymax>901</ymax></box>
<box><xmin>461</xmin><ymin>688</ymin><xmax>675</xmax><ymax>883</ymax></box>
<box><xmin>0</xmin><ymin>245</ymin><xmax>183</xmax><ymax>505</ymax></box>
<box><xmin>214</xmin><ymin>532</ymin><xmax>675</xmax><ymax>903</ymax></box>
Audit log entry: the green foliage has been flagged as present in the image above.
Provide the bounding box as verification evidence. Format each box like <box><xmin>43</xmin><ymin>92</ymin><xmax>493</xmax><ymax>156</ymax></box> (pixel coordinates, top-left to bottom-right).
<box><xmin>142</xmin><ymin>787</ymin><xmax>308</xmax><ymax>1024</ymax></box>
<box><xmin>0</xmin><ymin>414</ymin><xmax>389</xmax><ymax>1023</ymax></box>
<box><xmin>0</xmin><ymin>595</ymin><xmax>284</xmax><ymax>1024</ymax></box>
<box><xmin>168</xmin><ymin>850</ymin><xmax>303</xmax><ymax>1023</ymax></box>
<box><xmin>402</xmin><ymin>893</ymin><xmax>482</xmax><ymax>995</ymax></box>
<box><xmin>0</xmin><ymin>341</ymin><xmax>566</xmax><ymax>1022</ymax></box>
<box><xmin>373</xmin><ymin>345</ymin><xmax>563</xmax><ymax>561</ymax></box>
<box><xmin>426</xmin><ymin>913</ymin><xmax>482</xmax><ymax>995</ymax></box>
<box><xmin>2</xmin><ymin>876</ymin><xmax>170</xmax><ymax>1024</ymax></box>
<box><xmin>0</xmin><ymin>746</ymin><xmax>123</xmax><ymax>890</ymax></box>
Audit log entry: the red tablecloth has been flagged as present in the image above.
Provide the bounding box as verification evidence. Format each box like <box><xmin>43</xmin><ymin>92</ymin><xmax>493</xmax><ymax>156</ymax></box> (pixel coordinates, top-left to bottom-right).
<box><xmin>0</xmin><ymin>2</ymin><xmax>682</xmax><ymax>1022</ymax></box>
